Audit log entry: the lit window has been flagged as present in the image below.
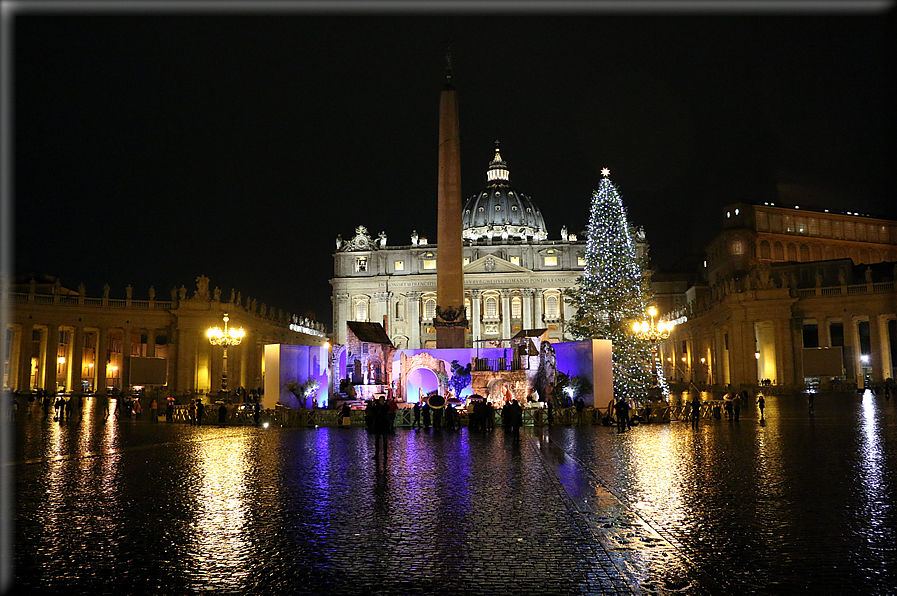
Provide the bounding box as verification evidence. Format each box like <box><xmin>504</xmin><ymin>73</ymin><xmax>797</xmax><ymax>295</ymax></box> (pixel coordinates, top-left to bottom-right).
<box><xmin>485</xmin><ymin>297</ymin><xmax>498</xmax><ymax>318</ymax></box>
<box><xmin>546</xmin><ymin>295</ymin><xmax>559</xmax><ymax>318</ymax></box>
<box><xmin>731</xmin><ymin>241</ymin><xmax>743</xmax><ymax>255</ymax></box>
<box><xmin>394</xmin><ymin>260</ymin><xmax>404</xmax><ymax>271</ymax></box>
<box><xmin>544</xmin><ymin>256</ymin><xmax>558</xmax><ymax>267</ymax></box>
<box><xmin>425</xmin><ymin>299</ymin><xmax>436</xmax><ymax>320</ymax></box>
<box><xmin>510</xmin><ymin>256</ymin><xmax>520</xmax><ymax>265</ymax></box>
<box><xmin>577</xmin><ymin>257</ymin><xmax>586</xmax><ymax>266</ymax></box>
<box><xmin>463</xmin><ymin>258</ymin><xmax>470</xmax><ymax>266</ymax></box>
<box><xmin>355</xmin><ymin>257</ymin><xmax>367</xmax><ymax>272</ymax></box>
<box><xmin>423</xmin><ymin>259</ymin><xmax>436</xmax><ymax>270</ymax></box>
<box><xmin>511</xmin><ymin>297</ymin><xmax>522</xmax><ymax>319</ymax></box>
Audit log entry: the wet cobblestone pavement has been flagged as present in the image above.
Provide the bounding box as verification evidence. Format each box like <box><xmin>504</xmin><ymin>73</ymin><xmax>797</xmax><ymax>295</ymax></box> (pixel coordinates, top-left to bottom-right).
<box><xmin>8</xmin><ymin>391</ymin><xmax>897</xmax><ymax>595</ymax></box>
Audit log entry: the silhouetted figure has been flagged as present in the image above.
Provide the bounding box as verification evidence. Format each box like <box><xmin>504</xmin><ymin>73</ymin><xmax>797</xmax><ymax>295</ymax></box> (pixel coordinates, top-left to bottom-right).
<box><xmin>341</xmin><ymin>403</ymin><xmax>352</xmax><ymax>427</ymax></box>
<box><xmin>690</xmin><ymin>396</ymin><xmax>701</xmax><ymax>430</ymax></box>
<box><xmin>188</xmin><ymin>400</ymin><xmax>196</xmax><ymax>426</ymax></box>
<box><xmin>411</xmin><ymin>402</ymin><xmax>421</xmax><ymax>429</ymax></box>
<box><xmin>547</xmin><ymin>400</ymin><xmax>554</xmax><ymax>427</ymax></box>
<box><xmin>485</xmin><ymin>400</ymin><xmax>495</xmax><ymax>431</ymax></box>
<box><xmin>575</xmin><ymin>397</ymin><xmax>585</xmax><ymax>425</ymax></box>
<box><xmin>150</xmin><ymin>398</ymin><xmax>158</xmax><ymax>423</ymax></box>
<box><xmin>614</xmin><ymin>398</ymin><xmax>629</xmax><ymax>433</ymax></box>
<box><xmin>166</xmin><ymin>400</ymin><xmax>174</xmax><ymax>423</ymax></box>
<box><xmin>218</xmin><ymin>403</ymin><xmax>227</xmax><ymax>427</ymax></box>
<box><xmin>807</xmin><ymin>392</ymin><xmax>814</xmax><ymax>414</ymax></box>
<box><xmin>422</xmin><ymin>402</ymin><xmax>431</xmax><ymax>430</ymax></box>
<box><xmin>757</xmin><ymin>395</ymin><xmax>765</xmax><ymax>420</ymax></box>
<box><xmin>253</xmin><ymin>400</ymin><xmax>261</xmax><ymax>426</ymax></box>
<box><xmin>196</xmin><ymin>399</ymin><xmax>204</xmax><ymax>425</ymax></box>
<box><xmin>509</xmin><ymin>399</ymin><xmax>523</xmax><ymax>440</ymax></box>
<box><xmin>372</xmin><ymin>396</ymin><xmax>389</xmax><ymax>461</ymax></box>
<box><xmin>432</xmin><ymin>405</ymin><xmax>443</xmax><ymax>430</ymax></box>
<box><xmin>733</xmin><ymin>393</ymin><xmax>741</xmax><ymax>421</ymax></box>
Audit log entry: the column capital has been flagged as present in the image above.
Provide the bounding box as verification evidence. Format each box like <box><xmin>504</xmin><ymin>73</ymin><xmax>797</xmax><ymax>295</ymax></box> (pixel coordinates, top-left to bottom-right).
<box><xmin>405</xmin><ymin>291</ymin><xmax>422</xmax><ymax>300</ymax></box>
<box><xmin>468</xmin><ymin>289</ymin><xmax>481</xmax><ymax>298</ymax></box>
<box><xmin>499</xmin><ymin>289</ymin><xmax>513</xmax><ymax>298</ymax></box>
<box><xmin>336</xmin><ymin>293</ymin><xmax>350</xmax><ymax>302</ymax></box>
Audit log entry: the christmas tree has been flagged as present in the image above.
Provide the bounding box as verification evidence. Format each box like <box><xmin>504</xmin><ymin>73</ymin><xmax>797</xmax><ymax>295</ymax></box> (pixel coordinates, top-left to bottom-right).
<box><xmin>566</xmin><ymin>169</ymin><xmax>654</xmax><ymax>403</ymax></box>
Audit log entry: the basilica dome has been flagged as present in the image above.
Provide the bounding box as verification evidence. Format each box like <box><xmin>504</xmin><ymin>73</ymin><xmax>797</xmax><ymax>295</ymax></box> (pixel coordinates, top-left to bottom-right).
<box><xmin>462</xmin><ymin>143</ymin><xmax>548</xmax><ymax>242</ymax></box>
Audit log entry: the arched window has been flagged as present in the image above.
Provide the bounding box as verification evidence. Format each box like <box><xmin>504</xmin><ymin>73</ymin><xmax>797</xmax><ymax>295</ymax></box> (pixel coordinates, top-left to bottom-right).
<box><xmin>485</xmin><ymin>296</ymin><xmax>498</xmax><ymax>318</ymax></box>
<box><xmin>773</xmin><ymin>242</ymin><xmax>784</xmax><ymax>261</ymax></box>
<box><xmin>395</xmin><ymin>299</ymin><xmax>405</xmax><ymax>320</ymax></box>
<box><xmin>787</xmin><ymin>243</ymin><xmax>798</xmax><ymax>261</ymax></box>
<box><xmin>811</xmin><ymin>244</ymin><xmax>823</xmax><ymax>261</ymax></box>
<box><xmin>546</xmin><ymin>295</ymin><xmax>559</xmax><ymax>318</ymax></box>
<box><xmin>464</xmin><ymin>298</ymin><xmax>471</xmax><ymax>319</ymax></box>
<box><xmin>424</xmin><ymin>298</ymin><xmax>436</xmax><ymax>320</ymax></box>
<box><xmin>760</xmin><ymin>240</ymin><xmax>771</xmax><ymax>260</ymax></box>
<box><xmin>511</xmin><ymin>297</ymin><xmax>522</xmax><ymax>319</ymax></box>
<box><xmin>800</xmin><ymin>244</ymin><xmax>810</xmax><ymax>261</ymax></box>
<box><xmin>355</xmin><ymin>300</ymin><xmax>368</xmax><ymax>322</ymax></box>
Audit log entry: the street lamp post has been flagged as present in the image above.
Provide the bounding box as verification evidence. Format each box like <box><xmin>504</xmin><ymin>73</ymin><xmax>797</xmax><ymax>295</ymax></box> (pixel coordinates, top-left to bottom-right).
<box><xmin>631</xmin><ymin>306</ymin><xmax>673</xmax><ymax>398</ymax></box>
<box><xmin>207</xmin><ymin>313</ymin><xmax>245</xmax><ymax>394</ymax></box>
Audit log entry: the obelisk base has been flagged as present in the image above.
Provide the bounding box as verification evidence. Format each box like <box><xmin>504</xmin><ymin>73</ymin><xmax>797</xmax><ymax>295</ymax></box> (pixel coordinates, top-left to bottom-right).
<box><xmin>436</xmin><ymin>326</ymin><xmax>466</xmax><ymax>349</ymax></box>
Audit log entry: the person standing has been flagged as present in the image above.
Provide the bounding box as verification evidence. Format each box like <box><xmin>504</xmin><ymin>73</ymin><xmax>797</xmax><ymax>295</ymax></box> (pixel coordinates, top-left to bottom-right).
<box><xmin>165</xmin><ymin>399</ymin><xmax>174</xmax><ymax>423</ymax></box>
<box><xmin>432</xmin><ymin>403</ymin><xmax>443</xmax><ymax>430</ymax></box>
<box><xmin>422</xmin><ymin>401</ymin><xmax>431</xmax><ymax>430</ymax></box>
<box><xmin>807</xmin><ymin>392</ymin><xmax>814</xmax><ymax>414</ymax></box>
<box><xmin>411</xmin><ymin>401</ymin><xmax>421</xmax><ymax>429</ymax></box>
<box><xmin>253</xmin><ymin>399</ymin><xmax>261</xmax><ymax>426</ymax></box>
<box><xmin>218</xmin><ymin>402</ymin><xmax>227</xmax><ymax>427</ymax></box>
<box><xmin>387</xmin><ymin>396</ymin><xmax>398</xmax><ymax>431</ymax></box>
<box><xmin>575</xmin><ymin>397</ymin><xmax>585</xmax><ymax>425</ymax></box>
<box><xmin>690</xmin><ymin>395</ymin><xmax>701</xmax><ymax>430</ymax></box>
<box><xmin>733</xmin><ymin>392</ymin><xmax>741</xmax><ymax>421</ymax></box>
<box><xmin>372</xmin><ymin>396</ymin><xmax>389</xmax><ymax>461</ymax></box>
<box><xmin>196</xmin><ymin>399</ymin><xmax>205</xmax><ymax>426</ymax></box>
<box><xmin>132</xmin><ymin>397</ymin><xmax>142</xmax><ymax>421</ymax></box>
<box><xmin>757</xmin><ymin>395</ymin><xmax>766</xmax><ymax>421</ymax></box>
<box><xmin>614</xmin><ymin>398</ymin><xmax>629</xmax><ymax>433</ymax></box>
<box><xmin>188</xmin><ymin>399</ymin><xmax>196</xmax><ymax>426</ymax></box>
<box><xmin>547</xmin><ymin>399</ymin><xmax>554</xmax><ymax>427</ymax></box>
<box><xmin>150</xmin><ymin>398</ymin><xmax>158</xmax><ymax>423</ymax></box>
<box><xmin>485</xmin><ymin>400</ymin><xmax>495</xmax><ymax>431</ymax></box>
<box><xmin>509</xmin><ymin>399</ymin><xmax>524</xmax><ymax>441</ymax></box>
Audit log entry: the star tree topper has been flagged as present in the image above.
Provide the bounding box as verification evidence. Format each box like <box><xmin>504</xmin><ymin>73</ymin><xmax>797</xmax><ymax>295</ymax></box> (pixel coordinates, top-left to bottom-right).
<box><xmin>601</xmin><ymin>167</ymin><xmax>610</xmax><ymax>177</ymax></box>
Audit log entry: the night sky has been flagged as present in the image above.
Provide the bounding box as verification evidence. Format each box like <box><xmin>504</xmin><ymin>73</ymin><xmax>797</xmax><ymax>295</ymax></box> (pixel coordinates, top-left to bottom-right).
<box><xmin>12</xmin><ymin>6</ymin><xmax>895</xmax><ymax>329</ymax></box>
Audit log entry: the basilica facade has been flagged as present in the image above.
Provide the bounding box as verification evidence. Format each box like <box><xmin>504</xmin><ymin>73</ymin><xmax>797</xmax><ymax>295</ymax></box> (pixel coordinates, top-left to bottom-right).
<box><xmin>330</xmin><ymin>145</ymin><xmax>646</xmax><ymax>350</ymax></box>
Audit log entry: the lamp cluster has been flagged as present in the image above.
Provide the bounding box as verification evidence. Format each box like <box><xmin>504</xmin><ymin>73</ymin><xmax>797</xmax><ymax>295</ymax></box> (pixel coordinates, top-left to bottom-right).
<box><xmin>206</xmin><ymin>313</ymin><xmax>245</xmax><ymax>347</ymax></box>
<box><xmin>631</xmin><ymin>306</ymin><xmax>673</xmax><ymax>342</ymax></box>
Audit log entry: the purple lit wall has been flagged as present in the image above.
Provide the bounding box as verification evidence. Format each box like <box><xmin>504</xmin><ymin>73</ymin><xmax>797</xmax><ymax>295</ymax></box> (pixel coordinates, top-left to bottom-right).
<box><xmin>263</xmin><ymin>344</ymin><xmax>330</xmax><ymax>410</ymax></box>
<box><xmin>553</xmin><ymin>339</ymin><xmax>613</xmax><ymax>408</ymax></box>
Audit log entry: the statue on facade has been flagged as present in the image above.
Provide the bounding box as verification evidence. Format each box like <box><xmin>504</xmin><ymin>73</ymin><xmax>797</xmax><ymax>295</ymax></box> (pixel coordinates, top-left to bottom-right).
<box><xmin>865</xmin><ymin>267</ymin><xmax>873</xmax><ymax>284</ymax></box>
<box><xmin>336</xmin><ymin>234</ymin><xmax>343</xmax><ymax>250</ymax></box>
<box><xmin>411</xmin><ymin>230</ymin><xmax>419</xmax><ymax>245</ymax></box>
<box><xmin>560</xmin><ymin>225</ymin><xmax>568</xmax><ymax>241</ymax></box>
<box><xmin>378</xmin><ymin>231</ymin><xmax>387</xmax><ymax>248</ymax></box>
<box><xmin>213</xmin><ymin>286</ymin><xmax>221</xmax><ymax>302</ymax></box>
<box><xmin>815</xmin><ymin>271</ymin><xmax>823</xmax><ymax>288</ymax></box>
<box><xmin>179</xmin><ymin>285</ymin><xmax>187</xmax><ymax>300</ymax></box>
<box><xmin>236</xmin><ymin>291</ymin><xmax>242</xmax><ymax>306</ymax></box>
<box><xmin>779</xmin><ymin>272</ymin><xmax>789</xmax><ymax>289</ymax></box>
<box><xmin>148</xmin><ymin>286</ymin><xmax>156</xmax><ymax>301</ymax></box>
<box><xmin>195</xmin><ymin>275</ymin><xmax>210</xmax><ymax>299</ymax></box>
<box><xmin>229</xmin><ymin>288</ymin><xmax>236</xmax><ymax>304</ymax></box>
<box><xmin>838</xmin><ymin>269</ymin><xmax>847</xmax><ymax>286</ymax></box>
<box><xmin>126</xmin><ymin>284</ymin><xmax>133</xmax><ymax>300</ymax></box>
<box><xmin>103</xmin><ymin>284</ymin><xmax>110</xmax><ymax>299</ymax></box>
<box><xmin>250</xmin><ymin>298</ymin><xmax>257</xmax><ymax>313</ymax></box>
<box><xmin>260</xmin><ymin>303</ymin><xmax>267</xmax><ymax>316</ymax></box>
<box><xmin>78</xmin><ymin>283</ymin><xmax>86</xmax><ymax>296</ymax></box>
<box><xmin>171</xmin><ymin>287</ymin><xmax>178</xmax><ymax>302</ymax></box>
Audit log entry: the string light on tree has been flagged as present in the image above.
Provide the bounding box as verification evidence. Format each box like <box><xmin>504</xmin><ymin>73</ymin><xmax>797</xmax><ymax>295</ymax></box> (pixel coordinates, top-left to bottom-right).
<box><xmin>565</xmin><ymin>169</ymin><xmax>654</xmax><ymax>403</ymax></box>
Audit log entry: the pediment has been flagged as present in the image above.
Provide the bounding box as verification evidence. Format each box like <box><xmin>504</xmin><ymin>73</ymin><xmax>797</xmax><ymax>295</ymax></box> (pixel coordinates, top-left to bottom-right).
<box><xmin>464</xmin><ymin>255</ymin><xmax>531</xmax><ymax>274</ymax></box>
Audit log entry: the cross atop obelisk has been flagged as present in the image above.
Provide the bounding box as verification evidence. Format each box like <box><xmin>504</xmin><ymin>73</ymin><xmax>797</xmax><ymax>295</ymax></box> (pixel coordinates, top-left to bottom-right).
<box><xmin>435</xmin><ymin>47</ymin><xmax>467</xmax><ymax>347</ymax></box>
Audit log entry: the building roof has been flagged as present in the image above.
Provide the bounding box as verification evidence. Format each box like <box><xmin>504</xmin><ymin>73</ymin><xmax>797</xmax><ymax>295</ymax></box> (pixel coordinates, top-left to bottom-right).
<box><xmin>512</xmin><ymin>328</ymin><xmax>549</xmax><ymax>339</ymax></box>
<box><xmin>462</xmin><ymin>142</ymin><xmax>548</xmax><ymax>242</ymax></box>
<box><xmin>346</xmin><ymin>321</ymin><xmax>393</xmax><ymax>345</ymax></box>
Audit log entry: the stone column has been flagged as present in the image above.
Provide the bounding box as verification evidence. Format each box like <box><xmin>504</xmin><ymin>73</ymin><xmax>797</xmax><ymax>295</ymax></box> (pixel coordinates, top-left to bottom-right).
<box><xmin>69</xmin><ymin>326</ymin><xmax>84</xmax><ymax>395</ymax></box>
<box><xmin>15</xmin><ymin>324</ymin><xmax>32</xmax><ymax>392</ymax></box>
<box><xmin>335</xmin><ymin>293</ymin><xmax>350</xmax><ymax>345</ymax></box>
<box><xmin>870</xmin><ymin>315</ymin><xmax>887</xmax><ymax>383</ymax></box>
<box><xmin>407</xmin><ymin>292</ymin><xmax>422</xmax><ymax>349</ymax></box>
<box><xmin>374</xmin><ymin>292</ymin><xmax>391</xmax><ymax>333</ymax></box>
<box><xmin>500</xmin><ymin>290</ymin><xmax>512</xmax><ymax>339</ymax></box>
<box><xmin>121</xmin><ymin>327</ymin><xmax>132</xmax><ymax>390</ymax></box>
<box><xmin>43</xmin><ymin>325</ymin><xmax>59</xmax><ymax>392</ymax></box>
<box><xmin>522</xmin><ymin>289</ymin><xmax>534</xmax><ymax>331</ymax></box>
<box><xmin>470</xmin><ymin>290</ymin><xmax>482</xmax><ymax>343</ymax></box>
<box><xmin>177</xmin><ymin>329</ymin><xmax>198</xmax><ymax>394</ymax></box>
<box><xmin>877</xmin><ymin>315</ymin><xmax>894</xmax><ymax>381</ymax></box>
<box><xmin>146</xmin><ymin>329</ymin><xmax>156</xmax><ymax>358</ymax></box>
<box><xmin>534</xmin><ymin>289</ymin><xmax>544</xmax><ymax>327</ymax></box>
<box><xmin>96</xmin><ymin>327</ymin><xmax>108</xmax><ymax>395</ymax></box>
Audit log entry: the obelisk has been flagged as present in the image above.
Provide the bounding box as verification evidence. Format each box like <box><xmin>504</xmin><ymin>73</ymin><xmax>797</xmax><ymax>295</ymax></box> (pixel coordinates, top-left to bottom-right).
<box><xmin>435</xmin><ymin>49</ymin><xmax>467</xmax><ymax>348</ymax></box>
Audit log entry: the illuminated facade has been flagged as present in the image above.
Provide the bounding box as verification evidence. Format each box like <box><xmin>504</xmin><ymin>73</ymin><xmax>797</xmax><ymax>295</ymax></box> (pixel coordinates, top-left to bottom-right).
<box><xmin>659</xmin><ymin>202</ymin><xmax>897</xmax><ymax>388</ymax></box>
<box><xmin>4</xmin><ymin>274</ymin><xmax>327</xmax><ymax>396</ymax></box>
<box><xmin>330</xmin><ymin>145</ymin><xmax>647</xmax><ymax>349</ymax></box>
